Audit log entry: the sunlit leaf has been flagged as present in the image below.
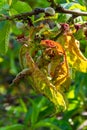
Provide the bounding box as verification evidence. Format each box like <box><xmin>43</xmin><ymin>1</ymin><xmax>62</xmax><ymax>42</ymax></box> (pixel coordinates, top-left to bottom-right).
<box><xmin>74</xmin><ymin>28</ymin><xmax>85</xmax><ymax>41</ymax></box>
<box><xmin>67</xmin><ymin>89</ymin><xmax>75</xmax><ymax>99</ymax></box>
<box><xmin>69</xmin><ymin>3</ymin><xmax>86</xmax><ymax>11</ymax></box>
<box><xmin>64</xmin><ymin>32</ymin><xmax>87</xmax><ymax>72</ymax></box>
<box><xmin>19</xmin><ymin>43</ymin><xmax>67</xmax><ymax>111</ymax></box>
<box><xmin>40</xmin><ymin>40</ymin><xmax>71</xmax><ymax>91</ymax></box>
<box><xmin>7</xmin><ymin>0</ymin><xmax>12</xmax><ymax>6</ymax></box>
<box><xmin>11</xmin><ymin>1</ymin><xmax>32</xmax><ymax>14</ymax></box>
<box><xmin>25</xmin><ymin>52</ymin><xmax>67</xmax><ymax>111</ymax></box>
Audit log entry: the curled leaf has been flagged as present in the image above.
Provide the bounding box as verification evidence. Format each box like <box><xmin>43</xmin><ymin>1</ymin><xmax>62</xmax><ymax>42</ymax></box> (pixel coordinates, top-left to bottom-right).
<box><xmin>25</xmin><ymin>52</ymin><xmax>67</xmax><ymax>111</ymax></box>
<box><xmin>19</xmin><ymin>38</ymin><xmax>70</xmax><ymax>111</ymax></box>
<box><xmin>40</xmin><ymin>40</ymin><xmax>70</xmax><ymax>91</ymax></box>
<box><xmin>64</xmin><ymin>32</ymin><xmax>87</xmax><ymax>72</ymax></box>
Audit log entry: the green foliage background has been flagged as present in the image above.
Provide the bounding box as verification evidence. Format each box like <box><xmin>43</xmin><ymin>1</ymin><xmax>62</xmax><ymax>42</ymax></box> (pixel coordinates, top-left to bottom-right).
<box><xmin>0</xmin><ymin>0</ymin><xmax>87</xmax><ymax>130</ymax></box>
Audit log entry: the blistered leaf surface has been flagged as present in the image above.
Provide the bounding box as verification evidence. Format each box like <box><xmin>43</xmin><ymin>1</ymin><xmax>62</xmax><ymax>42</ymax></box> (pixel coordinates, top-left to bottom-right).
<box><xmin>40</xmin><ymin>40</ymin><xmax>70</xmax><ymax>91</ymax></box>
<box><xmin>19</xmin><ymin>24</ymin><xmax>87</xmax><ymax>112</ymax></box>
<box><xmin>64</xmin><ymin>33</ymin><xmax>87</xmax><ymax>72</ymax></box>
<box><xmin>25</xmin><ymin>52</ymin><xmax>67</xmax><ymax>111</ymax></box>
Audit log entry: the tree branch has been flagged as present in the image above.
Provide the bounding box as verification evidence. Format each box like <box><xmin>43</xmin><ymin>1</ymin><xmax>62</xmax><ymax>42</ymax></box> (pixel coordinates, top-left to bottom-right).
<box><xmin>0</xmin><ymin>5</ymin><xmax>87</xmax><ymax>22</ymax></box>
<box><xmin>0</xmin><ymin>8</ymin><xmax>45</xmax><ymax>22</ymax></box>
<box><xmin>55</xmin><ymin>6</ymin><xmax>87</xmax><ymax>16</ymax></box>
<box><xmin>48</xmin><ymin>0</ymin><xmax>87</xmax><ymax>16</ymax></box>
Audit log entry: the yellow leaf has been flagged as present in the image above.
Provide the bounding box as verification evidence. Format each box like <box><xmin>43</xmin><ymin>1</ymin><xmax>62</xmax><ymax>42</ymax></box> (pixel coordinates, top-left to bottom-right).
<box><xmin>19</xmin><ymin>39</ymin><xmax>69</xmax><ymax>111</ymax></box>
<box><xmin>69</xmin><ymin>4</ymin><xmax>86</xmax><ymax>11</ymax></box>
<box><xmin>40</xmin><ymin>40</ymin><xmax>71</xmax><ymax>91</ymax></box>
<box><xmin>25</xmin><ymin>52</ymin><xmax>67</xmax><ymax>111</ymax></box>
<box><xmin>64</xmin><ymin>32</ymin><xmax>87</xmax><ymax>72</ymax></box>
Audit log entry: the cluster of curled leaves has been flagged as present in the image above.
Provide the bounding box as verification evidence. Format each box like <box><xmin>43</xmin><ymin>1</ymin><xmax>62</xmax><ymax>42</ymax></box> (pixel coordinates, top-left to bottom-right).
<box><xmin>19</xmin><ymin>23</ymin><xmax>87</xmax><ymax>112</ymax></box>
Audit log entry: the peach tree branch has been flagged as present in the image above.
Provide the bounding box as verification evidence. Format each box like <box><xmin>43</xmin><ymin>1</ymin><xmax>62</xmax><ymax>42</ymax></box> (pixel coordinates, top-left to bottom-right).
<box><xmin>0</xmin><ymin>8</ymin><xmax>45</xmax><ymax>22</ymax></box>
<box><xmin>0</xmin><ymin>5</ymin><xmax>87</xmax><ymax>22</ymax></box>
<box><xmin>48</xmin><ymin>0</ymin><xmax>87</xmax><ymax>16</ymax></box>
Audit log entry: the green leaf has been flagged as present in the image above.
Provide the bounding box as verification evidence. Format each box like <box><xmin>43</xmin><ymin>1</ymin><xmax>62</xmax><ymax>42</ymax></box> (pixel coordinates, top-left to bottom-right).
<box><xmin>0</xmin><ymin>3</ymin><xmax>10</xmax><ymax>15</ymax></box>
<box><xmin>10</xmin><ymin>52</ymin><xmax>18</xmax><ymax>74</ymax></box>
<box><xmin>0</xmin><ymin>124</ymin><xmax>24</xmax><ymax>130</ymax></box>
<box><xmin>32</xmin><ymin>120</ymin><xmax>61</xmax><ymax>130</ymax></box>
<box><xmin>11</xmin><ymin>1</ymin><xmax>32</xmax><ymax>14</ymax></box>
<box><xmin>11</xmin><ymin>0</ymin><xmax>18</xmax><ymax>5</ymax></box>
<box><xmin>0</xmin><ymin>21</ymin><xmax>11</xmax><ymax>54</ymax></box>
<box><xmin>78</xmin><ymin>0</ymin><xmax>85</xmax><ymax>5</ymax></box>
<box><xmin>54</xmin><ymin>119</ymin><xmax>72</xmax><ymax>130</ymax></box>
<box><xmin>29</xmin><ymin>98</ymin><xmax>40</xmax><ymax>125</ymax></box>
<box><xmin>74</xmin><ymin>29</ymin><xmax>85</xmax><ymax>40</ymax></box>
<box><xmin>19</xmin><ymin>98</ymin><xmax>27</xmax><ymax>113</ymax></box>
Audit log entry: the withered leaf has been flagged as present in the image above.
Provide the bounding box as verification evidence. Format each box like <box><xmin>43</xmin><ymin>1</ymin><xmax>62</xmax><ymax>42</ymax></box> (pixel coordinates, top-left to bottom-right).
<box><xmin>64</xmin><ymin>32</ymin><xmax>87</xmax><ymax>72</ymax></box>
<box><xmin>40</xmin><ymin>40</ymin><xmax>70</xmax><ymax>91</ymax></box>
<box><xmin>25</xmin><ymin>52</ymin><xmax>67</xmax><ymax>111</ymax></box>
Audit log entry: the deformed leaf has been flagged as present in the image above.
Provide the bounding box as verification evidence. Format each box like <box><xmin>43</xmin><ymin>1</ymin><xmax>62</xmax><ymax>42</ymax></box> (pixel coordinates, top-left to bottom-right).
<box><xmin>40</xmin><ymin>40</ymin><xmax>71</xmax><ymax>91</ymax></box>
<box><xmin>25</xmin><ymin>52</ymin><xmax>67</xmax><ymax>111</ymax></box>
<box><xmin>53</xmin><ymin>57</ymin><xmax>71</xmax><ymax>91</ymax></box>
<box><xmin>19</xmin><ymin>38</ymin><xmax>70</xmax><ymax>111</ymax></box>
<box><xmin>64</xmin><ymin>32</ymin><xmax>87</xmax><ymax>72</ymax></box>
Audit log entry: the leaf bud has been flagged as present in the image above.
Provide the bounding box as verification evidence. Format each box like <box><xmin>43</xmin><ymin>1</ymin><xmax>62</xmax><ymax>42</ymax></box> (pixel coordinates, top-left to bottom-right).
<box><xmin>16</xmin><ymin>22</ymin><xmax>24</xmax><ymax>29</ymax></box>
<box><xmin>60</xmin><ymin>23</ymin><xmax>69</xmax><ymax>31</ymax></box>
<box><xmin>45</xmin><ymin>7</ymin><xmax>55</xmax><ymax>16</ymax></box>
<box><xmin>74</xmin><ymin>24</ymin><xmax>82</xmax><ymax>31</ymax></box>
